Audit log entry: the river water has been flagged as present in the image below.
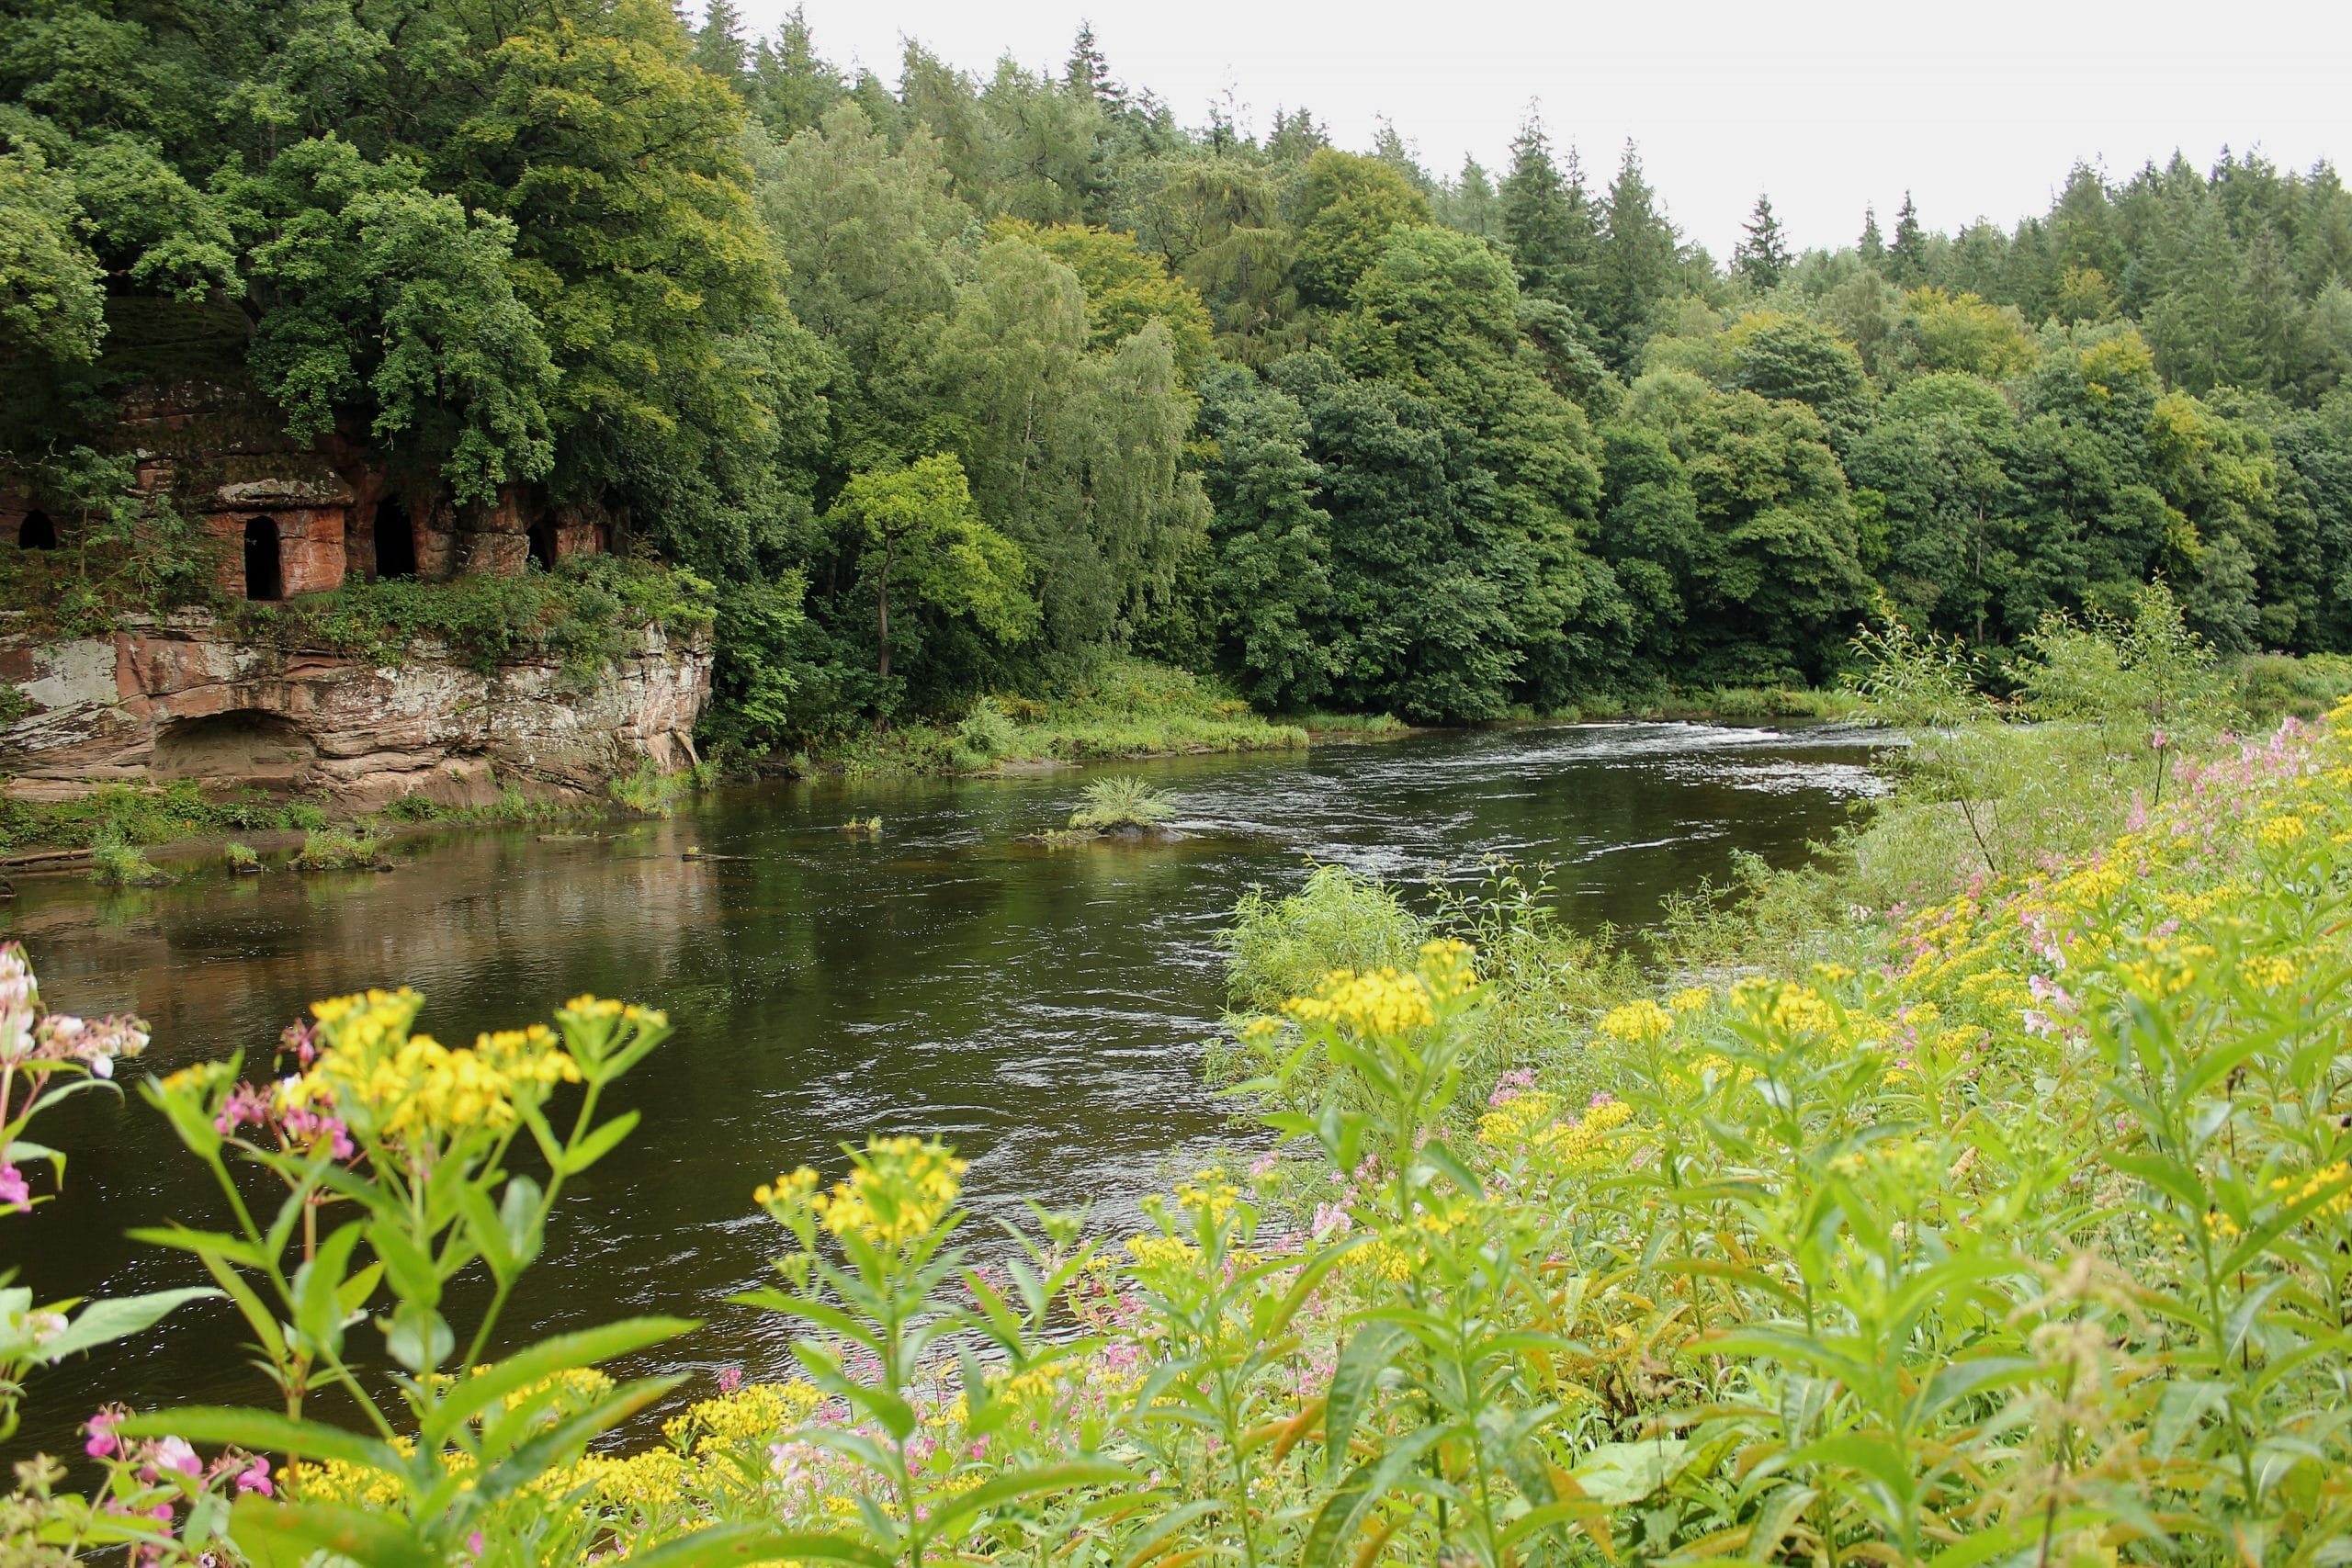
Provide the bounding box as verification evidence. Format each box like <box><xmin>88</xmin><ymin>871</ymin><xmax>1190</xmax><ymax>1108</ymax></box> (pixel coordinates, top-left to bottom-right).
<box><xmin>2</xmin><ymin>720</ymin><xmax>1880</xmax><ymax>1456</ymax></box>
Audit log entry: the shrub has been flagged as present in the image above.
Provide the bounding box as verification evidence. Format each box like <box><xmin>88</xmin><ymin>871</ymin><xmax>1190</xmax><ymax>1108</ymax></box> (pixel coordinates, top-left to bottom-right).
<box><xmin>289</xmin><ymin>828</ymin><xmax>381</xmax><ymax>871</ymax></box>
<box><xmin>86</xmin><ymin>825</ymin><xmax>164</xmax><ymax>886</ymax></box>
<box><xmin>222</xmin><ymin>840</ymin><xmax>259</xmax><ymax>872</ymax></box>
<box><xmin>1066</xmin><ymin>775</ymin><xmax>1174</xmax><ymax>831</ymax></box>
<box><xmin>609</xmin><ymin>759</ymin><xmax>704</xmax><ymax>818</ymax></box>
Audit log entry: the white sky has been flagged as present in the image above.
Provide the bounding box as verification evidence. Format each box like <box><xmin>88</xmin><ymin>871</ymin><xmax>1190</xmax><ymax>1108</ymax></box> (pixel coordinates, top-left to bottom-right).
<box><xmin>744</xmin><ymin>0</ymin><xmax>2352</xmax><ymax>258</ymax></box>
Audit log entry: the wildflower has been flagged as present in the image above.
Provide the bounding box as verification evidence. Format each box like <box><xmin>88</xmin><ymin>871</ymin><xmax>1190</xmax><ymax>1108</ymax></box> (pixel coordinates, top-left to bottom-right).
<box><xmin>143</xmin><ymin>1437</ymin><xmax>201</xmax><ymax>1483</ymax></box>
<box><xmin>1668</xmin><ymin>987</ymin><xmax>1712</xmax><ymax>1013</ymax></box>
<box><xmin>2257</xmin><ymin>814</ymin><xmax>2309</xmax><ymax>847</ymax></box>
<box><xmin>1284</xmin><ymin>966</ymin><xmax>1436</xmax><ymax>1036</ymax></box>
<box><xmin>84</xmin><ymin>1408</ymin><xmax>124</xmax><ymax>1460</ymax></box>
<box><xmin>808</xmin><ymin>1137</ymin><xmax>966</xmax><ymax>1247</ymax></box>
<box><xmin>715</xmin><ymin>1365</ymin><xmax>744</xmax><ymax>1395</ymax></box>
<box><xmin>234</xmin><ymin>1457</ymin><xmax>273</xmax><ymax>1497</ymax></box>
<box><xmin>1599</xmin><ymin>999</ymin><xmax>1674</xmax><ymax>1044</ymax></box>
<box><xmin>0</xmin><ymin>1163</ymin><xmax>28</xmax><ymax>1213</ymax></box>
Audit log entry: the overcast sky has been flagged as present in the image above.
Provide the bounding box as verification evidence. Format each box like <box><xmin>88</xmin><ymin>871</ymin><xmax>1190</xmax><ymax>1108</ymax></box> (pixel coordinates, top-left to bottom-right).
<box><xmin>742</xmin><ymin>0</ymin><xmax>2351</xmax><ymax>257</ymax></box>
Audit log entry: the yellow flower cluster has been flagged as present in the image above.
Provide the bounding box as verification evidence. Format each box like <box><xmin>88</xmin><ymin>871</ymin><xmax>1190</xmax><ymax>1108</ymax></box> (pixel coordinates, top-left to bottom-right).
<box><xmin>761</xmin><ymin>1136</ymin><xmax>967</xmax><ymax>1247</ymax></box>
<box><xmin>1599</xmin><ymin>999</ymin><xmax>1674</xmax><ymax>1044</ymax></box>
<box><xmin>2256</xmin><ymin>813</ymin><xmax>2309</xmax><ymax>847</ymax></box>
<box><xmin>1283</xmin><ymin>966</ymin><xmax>1436</xmax><ymax>1036</ymax></box>
<box><xmin>283</xmin><ymin>991</ymin><xmax>582</xmax><ymax>1141</ymax></box>
<box><xmin>1477</xmin><ymin>1091</ymin><xmax>1634</xmax><ymax>1168</ymax></box>
<box><xmin>1281</xmin><ymin>940</ymin><xmax>1480</xmax><ymax>1039</ymax></box>
<box><xmin>2273</xmin><ymin>1160</ymin><xmax>2351</xmax><ymax>1222</ymax></box>
<box><xmin>1669</xmin><ymin>987</ymin><xmax>1712</xmax><ymax>1013</ymax></box>
<box><xmin>1125</xmin><ymin>1232</ymin><xmax>1198</xmax><ymax>1270</ymax></box>
<box><xmin>662</xmin><ymin>1381</ymin><xmax>823</xmax><ymax>1456</ymax></box>
<box><xmin>1173</xmin><ymin>1167</ymin><xmax>1242</xmax><ymax>1223</ymax></box>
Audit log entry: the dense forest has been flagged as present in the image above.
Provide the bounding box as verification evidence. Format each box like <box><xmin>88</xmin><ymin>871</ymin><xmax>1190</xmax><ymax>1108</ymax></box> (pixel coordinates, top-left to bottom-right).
<box><xmin>4</xmin><ymin>0</ymin><xmax>2351</xmax><ymax>743</ymax></box>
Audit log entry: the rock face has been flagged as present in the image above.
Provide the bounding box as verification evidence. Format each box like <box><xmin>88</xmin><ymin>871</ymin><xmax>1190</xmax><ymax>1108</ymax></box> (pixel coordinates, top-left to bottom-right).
<box><xmin>0</xmin><ymin>612</ymin><xmax>710</xmax><ymax>810</ymax></box>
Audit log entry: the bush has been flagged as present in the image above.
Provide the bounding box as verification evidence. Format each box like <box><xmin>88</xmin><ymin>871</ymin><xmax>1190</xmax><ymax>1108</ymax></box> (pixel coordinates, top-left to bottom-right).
<box><xmin>289</xmin><ymin>828</ymin><xmax>381</xmax><ymax>871</ymax></box>
<box><xmin>609</xmin><ymin>759</ymin><xmax>705</xmax><ymax>818</ymax></box>
<box><xmin>222</xmin><ymin>840</ymin><xmax>259</xmax><ymax>872</ymax></box>
<box><xmin>1066</xmin><ymin>775</ymin><xmax>1174</xmax><ymax>831</ymax></box>
<box><xmin>86</xmin><ymin>825</ymin><xmax>164</xmax><ymax>886</ymax></box>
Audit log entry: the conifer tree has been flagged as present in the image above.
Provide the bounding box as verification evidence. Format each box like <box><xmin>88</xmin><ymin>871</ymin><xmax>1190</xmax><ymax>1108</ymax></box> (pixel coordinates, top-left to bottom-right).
<box><xmin>1063</xmin><ymin>22</ymin><xmax>1124</xmax><ymax>112</ymax></box>
<box><xmin>1596</xmin><ymin>141</ymin><xmax>1677</xmax><ymax>371</ymax></box>
<box><xmin>1889</xmin><ymin>191</ymin><xmax>1927</xmax><ymax>281</ymax></box>
<box><xmin>745</xmin><ymin>8</ymin><xmax>845</xmax><ymax>138</ymax></box>
<box><xmin>1734</xmin><ymin>193</ymin><xmax>1792</xmax><ymax>289</ymax></box>
<box><xmin>690</xmin><ymin>0</ymin><xmax>747</xmax><ymax>83</ymax></box>
<box><xmin>1499</xmin><ymin>115</ymin><xmax>1599</xmax><ymax>322</ymax></box>
<box><xmin>1860</xmin><ymin>203</ymin><xmax>1886</xmax><ymax>265</ymax></box>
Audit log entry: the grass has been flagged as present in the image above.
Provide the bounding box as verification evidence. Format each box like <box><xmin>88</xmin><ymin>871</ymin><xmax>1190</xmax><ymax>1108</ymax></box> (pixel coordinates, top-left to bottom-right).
<box><xmin>86</xmin><ymin>825</ymin><xmax>164</xmax><ymax>886</ymax></box>
<box><xmin>222</xmin><ymin>840</ymin><xmax>260</xmax><ymax>873</ymax></box>
<box><xmin>0</xmin><ymin>781</ymin><xmax>328</xmax><ymax>858</ymax></box>
<box><xmin>1065</xmin><ymin>776</ymin><xmax>1175</xmax><ymax>831</ymax></box>
<box><xmin>822</xmin><ymin>656</ymin><xmax>1308</xmax><ymax>778</ymax></box>
<box><xmin>608</xmin><ymin>759</ymin><xmax>709</xmax><ymax>818</ymax></box>
<box><xmin>288</xmin><ymin>827</ymin><xmax>382</xmax><ymax>872</ymax></box>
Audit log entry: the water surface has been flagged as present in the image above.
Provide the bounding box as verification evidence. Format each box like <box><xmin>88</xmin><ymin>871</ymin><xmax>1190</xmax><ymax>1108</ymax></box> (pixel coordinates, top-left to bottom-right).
<box><xmin>2</xmin><ymin>721</ymin><xmax>1878</xmax><ymax>1454</ymax></box>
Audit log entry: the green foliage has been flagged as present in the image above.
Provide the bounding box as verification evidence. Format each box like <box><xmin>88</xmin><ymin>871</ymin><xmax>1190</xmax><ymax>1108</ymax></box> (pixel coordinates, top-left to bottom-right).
<box><xmin>1221</xmin><ymin>863</ymin><xmax>1420</xmax><ymax>1013</ymax></box>
<box><xmin>1065</xmin><ymin>775</ymin><xmax>1174</xmax><ymax>831</ymax></box>
<box><xmin>229</xmin><ymin>558</ymin><xmax>715</xmax><ymax>679</ymax></box>
<box><xmin>609</xmin><ymin>759</ymin><xmax>707</xmax><ymax>818</ymax></box>
<box><xmin>85</xmin><ymin>825</ymin><xmax>163</xmax><ymax>886</ymax></box>
<box><xmin>288</xmin><ymin>828</ymin><xmax>381</xmax><ymax>872</ymax></box>
<box><xmin>0</xmin><ymin>781</ymin><xmax>327</xmax><ymax>857</ymax></box>
<box><xmin>220</xmin><ymin>840</ymin><xmax>259</xmax><ymax>872</ymax></box>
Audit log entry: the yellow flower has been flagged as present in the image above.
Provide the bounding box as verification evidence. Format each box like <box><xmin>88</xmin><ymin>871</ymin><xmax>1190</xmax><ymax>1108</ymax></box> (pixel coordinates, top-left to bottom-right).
<box><xmin>2257</xmin><ymin>814</ymin><xmax>2309</xmax><ymax>847</ymax></box>
<box><xmin>1668</xmin><ymin>987</ymin><xmax>1712</xmax><ymax>1013</ymax></box>
<box><xmin>1283</xmin><ymin>967</ymin><xmax>1437</xmax><ymax>1036</ymax></box>
<box><xmin>1599</xmin><ymin>999</ymin><xmax>1673</xmax><ymax>1044</ymax></box>
<box><xmin>810</xmin><ymin>1136</ymin><xmax>966</xmax><ymax>1247</ymax></box>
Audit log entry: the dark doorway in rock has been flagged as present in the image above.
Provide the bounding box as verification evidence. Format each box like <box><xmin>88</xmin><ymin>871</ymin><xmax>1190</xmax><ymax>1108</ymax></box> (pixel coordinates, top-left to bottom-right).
<box><xmin>374</xmin><ymin>500</ymin><xmax>416</xmax><ymax>581</ymax></box>
<box><xmin>526</xmin><ymin>521</ymin><xmax>556</xmax><ymax>571</ymax></box>
<box><xmin>17</xmin><ymin>511</ymin><xmax>55</xmax><ymax>550</ymax></box>
<box><xmin>243</xmin><ymin>516</ymin><xmax>282</xmax><ymax>600</ymax></box>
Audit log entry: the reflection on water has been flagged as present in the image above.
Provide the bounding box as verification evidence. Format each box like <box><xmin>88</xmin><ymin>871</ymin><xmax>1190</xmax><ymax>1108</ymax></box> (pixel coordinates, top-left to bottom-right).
<box><xmin>1</xmin><ymin>721</ymin><xmax>1880</xmax><ymax>1454</ymax></box>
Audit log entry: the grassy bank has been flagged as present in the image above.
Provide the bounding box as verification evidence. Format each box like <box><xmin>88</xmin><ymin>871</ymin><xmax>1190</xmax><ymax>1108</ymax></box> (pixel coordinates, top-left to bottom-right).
<box><xmin>806</xmin><ymin>655</ymin><xmax>1313</xmax><ymax>777</ymax></box>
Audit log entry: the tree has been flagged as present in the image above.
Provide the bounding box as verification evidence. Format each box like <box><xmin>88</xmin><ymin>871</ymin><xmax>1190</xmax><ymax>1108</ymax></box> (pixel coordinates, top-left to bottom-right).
<box><xmin>0</xmin><ymin>146</ymin><xmax>106</xmax><ymax>367</ymax></box>
<box><xmin>1733</xmin><ymin>193</ymin><xmax>1792</xmax><ymax>289</ymax></box>
<box><xmin>1290</xmin><ymin>149</ymin><xmax>1430</xmax><ymax>307</ymax></box>
<box><xmin>828</xmin><ymin>454</ymin><xmax>1035</xmax><ymax>682</ymax></box>
<box><xmin>1596</xmin><ymin>141</ymin><xmax>1678</xmax><ymax>371</ymax></box>
<box><xmin>1499</xmin><ymin>115</ymin><xmax>1600</xmax><ymax>323</ymax></box>
<box><xmin>690</xmin><ymin>0</ymin><xmax>748</xmax><ymax>84</ymax></box>
<box><xmin>743</xmin><ymin>8</ymin><xmax>845</xmax><ymax>137</ymax></box>
<box><xmin>1728</xmin><ymin>313</ymin><xmax>1875</xmax><ymax>450</ymax></box>
<box><xmin>1888</xmin><ymin>191</ymin><xmax>1927</xmax><ymax>282</ymax></box>
<box><xmin>1859</xmin><ymin>203</ymin><xmax>1886</xmax><ymax>265</ymax></box>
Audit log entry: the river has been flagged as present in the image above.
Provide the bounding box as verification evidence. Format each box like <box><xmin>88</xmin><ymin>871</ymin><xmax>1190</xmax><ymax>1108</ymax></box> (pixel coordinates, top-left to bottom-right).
<box><xmin>2</xmin><ymin>719</ymin><xmax>1880</xmax><ymax>1456</ymax></box>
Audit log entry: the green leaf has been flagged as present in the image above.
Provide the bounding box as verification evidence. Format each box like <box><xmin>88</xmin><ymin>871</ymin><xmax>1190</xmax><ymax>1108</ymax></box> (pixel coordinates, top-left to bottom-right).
<box><xmin>292</xmin><ymin>1222</ymin><xmax>365</xmax><ymax>1356</ymax></box>
<box><xmin>120</xmin><ymin>1409</ymin><xmax>404</xmax><ymax>1473</ymax></box>
<box><xmin>1325</xmin><ymin>1319</ymin><xmax>1408</xmax><ymax>1478</ymax></box>
<box><xmin>561</xmin><ymin>1109</ymin><xmax>641</xmax><ymax>1175</ymax></box>
<box><xmin>1299</xmin><ymin>1427</ymin><xmax>1445</xmax><ymax>1568</ymax></box>
<box><xmin>37</xmin><ymin>1287</ymin><xmax>221</xmax><ymax>1363</ymax></box>
<box><xmin>424</xmin><ymin>1316</ymin><xmax>698</xmax><ymax>1445</ymax></box>
<box><xmin>1571</xmin><ymin>1438</ymin><xmax>1691</xmax><ymax>1505</ymax></box>
<box><xmin>225</xmin><ymin>1497</ymin><xmax>435</xmax><ymax>1568</ymax></box>
<box><xmin>621</xmin><ymin>1526</ymin><xmax>894</xmax><ymax>1568</ymax></box>
<box><xmin>922</xmin><ymin>1460</ymin><xmax>1131</xmax><ymax>1540</ymax></box>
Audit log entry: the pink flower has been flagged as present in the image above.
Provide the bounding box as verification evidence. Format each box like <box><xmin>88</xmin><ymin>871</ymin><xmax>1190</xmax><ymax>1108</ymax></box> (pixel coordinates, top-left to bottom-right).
<box><xmin>234</xmin><ymin>1457</ymin><xmax>272</xmax><ymax>1497</ymax></box>
<box><xmin>142</xmin><ymin>1436</ymin><xmax>201</xmax><ymax>1482</ymax></box>
<box><xmin>716</xmin><ymin>1364</ymin><xmax>744</xmax><ymax>1395</ymax></box>
<box><xmin>85</xmin><ymin>1408</ymin><xmax>124</xmax><ymax>1460</ymax></box>
<box><xmin>0</xmin><ymin>1163</ymin><xmax>28</xmax><ymax>1213</ymax></box>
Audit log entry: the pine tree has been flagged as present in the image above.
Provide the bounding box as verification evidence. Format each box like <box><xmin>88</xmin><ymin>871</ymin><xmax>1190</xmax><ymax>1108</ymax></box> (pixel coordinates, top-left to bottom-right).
<box><xmin>1499</xmin><ymin>114</ymin><xmax>1599</xmax><ymax>320</ymax></box>
<box><xmin>1889</xmin><ymin>191</ymin><xmax>1927</xmax><ymax>282</ymax></box>
<box><xmin>1597</xmin><ymin>140</ymin><xmax>1676</xmax><ymax>371</ymax></box>
<box><xmin>690</xmin><ymin>0</ymin><xmax>746</xmax><ymax>83</ymax></box>
<box><xmin>744</xmin><ymin>7</ymin><xmax>844</xmax><ymax>137</ymax></box>
<box><xmin>1860</xmin><ymin>203</ymin><xmax>1885</xmax><ymax>265</ymax></box>
<box><xmin>1734</xmin><ymin>193</ymin><xmax>1792</xmax><ymax>289</ymax></box>
<box><xmin>1063</xmin><ymin>22</ymin><xmax>1125</xmax><ymax>112</ymax></box>
<box><xmin>1439</xmin><ymin>156</ymin><xmax>1499</xmax><ymax>240</ymax></box>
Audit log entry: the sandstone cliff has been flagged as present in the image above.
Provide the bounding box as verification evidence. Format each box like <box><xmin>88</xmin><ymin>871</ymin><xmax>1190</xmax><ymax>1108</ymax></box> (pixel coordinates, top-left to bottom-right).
<box><xmin>0</xmin><ymin>611</ymin><xmax>709</xmax><ymax>810</ymax></box>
